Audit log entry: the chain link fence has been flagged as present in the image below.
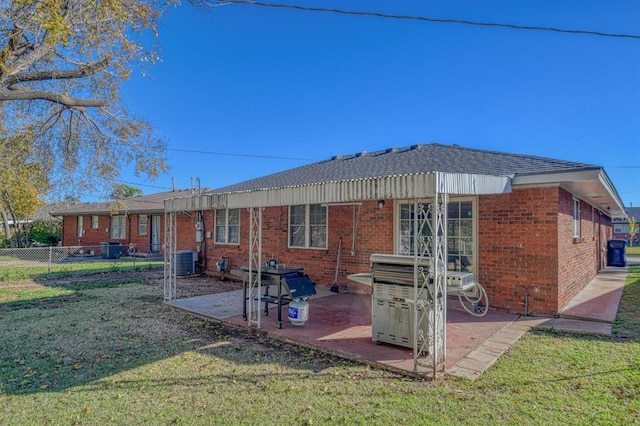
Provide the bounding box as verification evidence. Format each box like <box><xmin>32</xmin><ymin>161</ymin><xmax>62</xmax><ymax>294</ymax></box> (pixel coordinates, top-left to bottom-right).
<box><xmin>0</xmin><ymin>244</ymin><xmax>165</xmax><ymax>278</ymax></box>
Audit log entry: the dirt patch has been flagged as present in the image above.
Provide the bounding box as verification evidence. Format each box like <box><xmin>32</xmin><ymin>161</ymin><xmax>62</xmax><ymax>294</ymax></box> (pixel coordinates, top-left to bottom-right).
<box><xmin>2</xmin><ymin>270</ymin><xmax>243</xmax><ymax>298</ymax></box>
<box><xmin>155</xmin><ymin>273</ymin><xmax>244</xmax><ymax>298</ymax></box>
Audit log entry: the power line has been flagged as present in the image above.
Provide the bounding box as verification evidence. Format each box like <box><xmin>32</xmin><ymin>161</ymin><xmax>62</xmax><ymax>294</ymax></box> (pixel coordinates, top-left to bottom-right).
<box><xmin>213</xmin><ymin>0</ymin><xmax>640</xmax><ymax>40</ymax></box>
<box><xmin>167</xmin><ymin>147</ymin><xmax>318</xmax><ymax>161</ymax></box>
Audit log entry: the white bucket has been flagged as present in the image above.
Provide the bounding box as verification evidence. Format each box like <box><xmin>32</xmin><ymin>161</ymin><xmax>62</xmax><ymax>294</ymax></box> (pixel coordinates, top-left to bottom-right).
<box><xmin>288</xmin><ymin>299</ymin><xmax>309</xmax><ymax>326</ymax></box>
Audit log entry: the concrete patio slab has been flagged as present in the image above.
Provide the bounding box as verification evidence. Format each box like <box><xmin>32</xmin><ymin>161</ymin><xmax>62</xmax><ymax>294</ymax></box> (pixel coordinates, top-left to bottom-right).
<box><xmin>167</xmin><ymin>261</ymin><xmax>631</xmax><ymax>380</ymax></box>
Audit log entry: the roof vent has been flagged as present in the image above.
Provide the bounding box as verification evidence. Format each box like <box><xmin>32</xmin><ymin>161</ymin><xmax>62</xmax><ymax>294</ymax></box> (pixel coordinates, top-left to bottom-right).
<box><xmin>410</xmin><ymin>144</ymin><xmax>423</xmax><ymax>150</ymax></box>
<box><xmin>355</xmin><ymin>151</ymin><xmax>368</xmax><ymax>157</ymax></box>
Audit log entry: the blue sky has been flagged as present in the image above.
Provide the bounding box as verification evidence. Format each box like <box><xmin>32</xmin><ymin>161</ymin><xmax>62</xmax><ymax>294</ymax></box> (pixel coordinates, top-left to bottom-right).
<box><xmin>120</xmin><ymin>0</ymin><xmax>640</xmax><ymax>207</ymax></box>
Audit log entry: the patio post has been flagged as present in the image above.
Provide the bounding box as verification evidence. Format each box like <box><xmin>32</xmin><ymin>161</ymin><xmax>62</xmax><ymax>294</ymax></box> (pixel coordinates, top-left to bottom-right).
<box><xmin>412</xmin><ymin>189</ymin><xmax>448</xmax><ymax>377</ymax></box>
<box><xmin>247</xmin><ymin>207</ymin><xmax>263</xmax><ymax>328</ymax></box>
<box><xmin>163</xmin><ymin>211</ymin><xmax>177</xmax><ymax>301</ymax></box>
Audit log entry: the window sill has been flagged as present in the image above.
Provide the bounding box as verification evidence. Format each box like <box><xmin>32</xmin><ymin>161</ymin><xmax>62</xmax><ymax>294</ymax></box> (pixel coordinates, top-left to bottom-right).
<box><xmin>573</xmin><ymin>237</ymin><xmax>584</xmax><ymax>244</ymax></box>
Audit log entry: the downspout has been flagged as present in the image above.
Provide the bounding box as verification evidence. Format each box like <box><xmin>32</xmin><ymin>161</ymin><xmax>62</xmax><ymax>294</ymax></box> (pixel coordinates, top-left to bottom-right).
<box><xmin>199</xmin><ymin>211</ymin><xmax>207</xmax><ymax>271</ymax></box>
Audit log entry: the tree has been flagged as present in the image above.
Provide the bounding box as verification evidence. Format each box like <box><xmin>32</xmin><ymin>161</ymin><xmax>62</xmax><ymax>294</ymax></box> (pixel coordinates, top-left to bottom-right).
<box><xmin>629</xmin><ymin>216</ymin><xmax>637</xmax><ymax>247</ymax></box>
<box><xmin>110</xmin><ymin>183</ymin><xmax>143</xmax><ymax>200</ymax></box>
<box><xmin>29</xmin><ymin>219</ymin><xmax>62</xmax><ymax>246</ymax></box>
<box><xmin>0</xmin><ymin>0</ymin><xmax>173</xmax><ymax>233</ymax></box>
<box><xmin>0</xmin><ymin>135</ymin><xmax>49</xmax><ymax>247</ymax></box>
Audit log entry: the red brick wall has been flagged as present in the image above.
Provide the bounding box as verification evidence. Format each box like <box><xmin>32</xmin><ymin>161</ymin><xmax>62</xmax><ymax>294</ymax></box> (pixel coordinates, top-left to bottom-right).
<box><xmin>62</xmin><ymin>215</ymin><xmax>112</xmax><ymax>248</ymax></box>
<box><xmin>199</xmin><ymin>189</ymin><xmax>611</xmax><ymax>315</ymax></box>
<box><xmin>62</xmin><ymin>214</ymin><xmax>168</xmax><ymax>254</ymax></box>
<box><xmin>478</xmin><ymin>187</ymin><xmax>560</xmax><ymax>315</ymax></box>
<box><xmin>478</xmin><ymin>187</ymin><xmax>611</xmax><ymax>315</ymax></box>
<box><xmin>128</xmin><ymin>215</ymin><xmax>147</xmax><ymax>249</ymax></box>
<box><xmin>557</xmin><ymin>193</ymin><xmax>612</xmax><ymax>309</ymax></box>
<box><xmin>203</xmin><ymin>200</ymin><xmax>393</xmax><ymax>292</ymax></box>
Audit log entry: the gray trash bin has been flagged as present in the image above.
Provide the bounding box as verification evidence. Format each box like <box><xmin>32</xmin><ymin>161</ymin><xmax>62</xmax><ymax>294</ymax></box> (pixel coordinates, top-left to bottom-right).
<box><xmin>101</xmin><ymin>242</ymin><xmax>122</xmax><ymax>259</ymax></box>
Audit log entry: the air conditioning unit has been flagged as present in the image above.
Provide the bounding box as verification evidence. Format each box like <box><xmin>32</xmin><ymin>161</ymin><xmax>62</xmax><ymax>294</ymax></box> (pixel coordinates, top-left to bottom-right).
<box><xmin>175</xmin><ymin>250</ymin><xmax>196</xmax><ymax>276</ymax></box>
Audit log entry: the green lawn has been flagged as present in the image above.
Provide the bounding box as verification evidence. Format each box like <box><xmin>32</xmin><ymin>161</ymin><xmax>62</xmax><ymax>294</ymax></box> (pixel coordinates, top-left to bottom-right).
<box><xmin>627</xmin><ymin>246</ymin><xmax>640</xmax><ymax>255</ymax></box>
<box><xmin>0</xmin><ymin>267</ymin><xmax>638</xmax><ymax>424</ymax></box>
<box><xmin>0</xmin><ymin>259</ymin><xmax>163</xmax><ymax>282</ymax></box>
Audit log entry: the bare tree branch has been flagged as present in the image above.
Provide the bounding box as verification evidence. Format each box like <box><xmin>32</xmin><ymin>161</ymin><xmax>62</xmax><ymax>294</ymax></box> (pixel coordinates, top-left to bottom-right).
<box><xmin>2</xmin><ymin>57</ymin><xmax>110</xmax><ymax>87</ymax></box>
<box><xmin>0</xmin><ymin>86</ymin><xmax>105</xmax><ymax>108</ymax></box>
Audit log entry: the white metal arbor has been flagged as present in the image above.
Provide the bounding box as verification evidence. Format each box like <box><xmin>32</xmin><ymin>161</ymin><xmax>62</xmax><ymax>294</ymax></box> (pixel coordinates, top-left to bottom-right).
<box><xmin>411</xmin><ymin>194</ymin><xmax>448</xmax><ymax>376</ymax></box>
<box><xmin>163</xmin><ymin>211</ymin><xmax>177</xmax><ymax>302</ymax></box>
<box><xmin>246</xmin><ymin>207</ymin><xmax>263</xmax><ymax>328</ymax></box>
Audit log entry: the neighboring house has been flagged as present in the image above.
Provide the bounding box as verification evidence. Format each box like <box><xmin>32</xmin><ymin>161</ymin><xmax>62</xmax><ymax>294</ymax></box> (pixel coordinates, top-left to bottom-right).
<box><xmin>53</xmin><ymin>190</ymin><xmax>202</xmax><ymax>256</ymax></box>
<box><xmin>165</xmin><ymin>143</ymin><xmax>624</xmax><ymax>316</ymax></box>
<box><xmin>612</xmin><ymin>206</ymin><xmax>640</xmax><ymax>243</ymax></box>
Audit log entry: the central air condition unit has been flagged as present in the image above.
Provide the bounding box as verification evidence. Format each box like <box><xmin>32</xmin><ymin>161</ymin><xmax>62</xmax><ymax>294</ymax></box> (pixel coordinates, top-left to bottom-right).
<box><xmin>175</xmin><ymin>250</ymin><xmax>196</xmax><ymax>275</ymax></box>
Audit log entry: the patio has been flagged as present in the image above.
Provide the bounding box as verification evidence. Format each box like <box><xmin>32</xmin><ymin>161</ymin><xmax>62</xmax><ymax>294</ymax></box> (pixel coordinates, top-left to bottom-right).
<box><xmin>166</xmin><ymin>259</ymin><xmax>630</xmax><ymax>379</ymax></box>
<box><xmin>168</xmin><ymin>285</ymin><xmax>523</xmax><ymax>379</ymax></box>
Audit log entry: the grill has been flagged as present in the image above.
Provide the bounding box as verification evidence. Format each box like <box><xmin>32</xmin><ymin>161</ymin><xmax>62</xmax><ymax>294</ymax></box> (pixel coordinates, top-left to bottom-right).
<box><xmin>232</xmin><ymin>266</ymin><xmax>316</xmax><ymax>329</ymax></box>
<box><xmin>366</xmin><ymin>253</ymin><xmax>490</xmax><ymax>349</ymax></box>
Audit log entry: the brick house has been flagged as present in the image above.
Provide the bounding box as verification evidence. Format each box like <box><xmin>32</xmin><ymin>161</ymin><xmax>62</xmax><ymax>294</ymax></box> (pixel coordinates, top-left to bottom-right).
<box><xmin>54</xmin><ymin>190</ymin><xmax>201</xmax><ymax>256</ymax></box>
<box><xmin>612</xmin><ymin>206</ymin><xmax>640</xmax><ymax>244</ymax></box>
<box><xmin>165</xmin><ymin>144</ymin><xmax>625</xmax><ymax>316</ymax></box>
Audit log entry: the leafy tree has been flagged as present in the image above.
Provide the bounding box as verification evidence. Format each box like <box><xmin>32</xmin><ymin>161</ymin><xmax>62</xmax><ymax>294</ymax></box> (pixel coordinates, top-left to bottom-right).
<box><xmin>29</xmin><ymin>219</ymin><xmax>62</xmax><ymax>246</ymax></box>
<box><xmin>110</xmin><ymin>183</ymin><xmax>143</xmax><ymax>200</ymax></box>
<box><xmin>0</xmin><ymin>0</ymin><xmax>174</xmax><ymax>238</ymax></box>
<box><xmin>629</xmin><ymin>216</ymin><xmax>637</xmax><ymax>246</ymax></box>
<box><xmin>0</xmin><ymin>136</ymin><xmax>49</xmax><ymax>247</ymax></box>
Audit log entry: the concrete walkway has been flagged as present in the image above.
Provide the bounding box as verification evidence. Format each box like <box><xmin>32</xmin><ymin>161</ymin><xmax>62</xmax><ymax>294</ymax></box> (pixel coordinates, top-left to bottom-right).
<box><xmin>449</xmin><ymin>259</ymin><xmax>635</xmax><ymax>379</ymax></box>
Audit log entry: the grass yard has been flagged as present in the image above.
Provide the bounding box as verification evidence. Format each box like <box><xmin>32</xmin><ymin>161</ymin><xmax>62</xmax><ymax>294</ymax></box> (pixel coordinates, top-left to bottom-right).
<box><xmin>0</xmin><ymin>267</ymin><xmax>638</xmax><ymax>425</ymax></box>
<box><xmin>627</xmin><ymin>246</ymin><xmax>640</xmax><ymax>255</ymax></box>
<box><xmin>0</xmin><ymin>259</ymin><xmax>163</xmax><ymax>282</ymax></box>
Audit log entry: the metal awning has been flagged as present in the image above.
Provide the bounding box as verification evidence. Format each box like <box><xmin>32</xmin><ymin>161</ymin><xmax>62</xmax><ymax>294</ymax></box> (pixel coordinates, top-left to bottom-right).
<box><xmin>164</xmin><ymin>172</ymin><xmax>512</xmax><ymax>211</ymax></box>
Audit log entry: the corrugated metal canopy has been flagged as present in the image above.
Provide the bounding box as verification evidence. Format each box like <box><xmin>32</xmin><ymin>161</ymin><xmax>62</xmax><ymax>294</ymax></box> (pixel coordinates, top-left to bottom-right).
<box><xmin>165</xmin><ymin>172</ymin><xmax>512</xmax><ymax>212</ymax></box>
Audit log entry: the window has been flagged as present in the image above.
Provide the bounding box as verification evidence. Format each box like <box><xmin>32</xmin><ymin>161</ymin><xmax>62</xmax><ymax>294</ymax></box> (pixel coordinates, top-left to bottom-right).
<box><xmin>138</xmin><ymin>215</ymin><xmax>148</xmax><ymax>235</ymax></box>
<box><xmin>614</xmin><ymin>224</ymin><xmax>628</xmax><ymax>234</ymax></box>
<box><xmin>573</xmin><ymin>199</ymin><xmax>581</xmax><ymax>237</ymax></box>
<box><xmin>397</xmin><ymin>200</ymin><xmax>474</xmax><ymax>272</ymax></box>
<box><xmin>215</xmin><ymin>208</ymin><xmax>240</xmax><ymax>244</ymax></box>
<box><xmin>447</xmin><ymin>201</ymin><xmax>474</xmax><ymax>272</ymax></box>
<box><xmin>110</xmin><ymin>215</ymin><xmax>126</xmax><ymax>239</ymax></box>
<box><xmin>91</xmin><ymin>215</ymin><xmax>99</xmax><ymax>229</ymax></box>
<box><xmin>77</xmin><ymin>216</ymin><xmax>83</xmax><ymax>238</ymax></box>
<box><xmin>289</xmin><ymin>204</ymin><xmax>327</xmax><ymax>249</ymax></box>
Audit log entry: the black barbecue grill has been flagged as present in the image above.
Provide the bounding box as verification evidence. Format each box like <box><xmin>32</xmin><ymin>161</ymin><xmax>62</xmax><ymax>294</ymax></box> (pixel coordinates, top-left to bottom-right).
<box><xmin>232</xmin><ymin>266</ymin><xmax>316</xmax><ymax>328</ymax></box>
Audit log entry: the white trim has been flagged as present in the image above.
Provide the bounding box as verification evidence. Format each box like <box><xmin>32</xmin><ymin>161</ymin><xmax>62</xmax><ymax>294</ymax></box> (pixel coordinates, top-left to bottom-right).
<box><xmin>514</xmin><ymin>169</ymin><xmax>625</xmax><ymax>216</ymax></box>
<box><xmin>165</xmin><ymin>172</ymin><xmax>511</xmax><ymax>212</ymax></box>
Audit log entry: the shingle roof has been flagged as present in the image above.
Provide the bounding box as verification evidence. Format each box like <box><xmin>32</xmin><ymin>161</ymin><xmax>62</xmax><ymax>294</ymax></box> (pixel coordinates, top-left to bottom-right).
<box><xmin>53</xmin><ymin>189</ymin><xmax>202</xmax><ymax>216</ymax></box>
<box><xmin>210</xmin><ymin>143</ymin><xmax>600</xmax><ymax>193</ymax></box>
<box><xmin>626</xmin><ymin>207</ymin><xmax>640</xmax><ymax>220</ymax></box>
